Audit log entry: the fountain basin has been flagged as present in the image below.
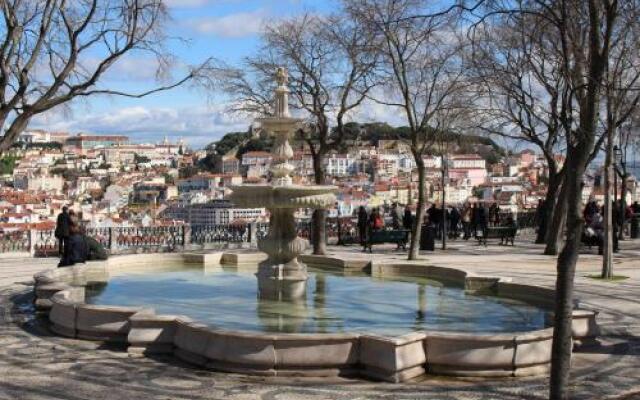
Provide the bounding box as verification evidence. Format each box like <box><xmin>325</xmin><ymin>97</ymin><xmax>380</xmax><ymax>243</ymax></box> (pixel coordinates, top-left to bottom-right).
<box><xmin>33</xmin><ymin>253</ymin><xmax>599</xmax><ymax>382</ymax></box>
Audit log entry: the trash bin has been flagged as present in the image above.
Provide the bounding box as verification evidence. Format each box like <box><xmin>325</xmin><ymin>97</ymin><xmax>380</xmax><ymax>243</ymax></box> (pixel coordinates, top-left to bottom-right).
<box><xmin>631</xmin><ymin>214</ymin><xmax>639</xmax><ymax>239</ymax></box>
<box><xmin>420</xmin><ymin>224</ymin><xmax>435</xmax><ymax>251</ymax></box>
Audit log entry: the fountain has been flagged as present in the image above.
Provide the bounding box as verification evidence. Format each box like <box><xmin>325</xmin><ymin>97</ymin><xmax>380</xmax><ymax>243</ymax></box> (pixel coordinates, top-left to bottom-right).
<box><xmin>229</xmin><ymin>67</ymin><xmax>337</xmax><ymax>300</ymax></box>
<box><xmin>32</xmin><ymin>69</ymin><xmax>599</xmax><ymax>384</ymax></box>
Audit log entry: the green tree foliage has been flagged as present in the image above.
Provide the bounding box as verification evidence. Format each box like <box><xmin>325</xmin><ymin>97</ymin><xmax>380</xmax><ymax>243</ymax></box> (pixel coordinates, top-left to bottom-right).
<box><xmin>134</xmin><ymin>154</ymin><xmax>151</xmax><ymax>164</ymax></box>
<box><xmin>204</xmin><ymin>123</ymin><xmax>506</xmax><ymax>164</ymax></box>
<box><xmin>179</xmin><ymin>166</ymin><xmax>199</xmax><ymax>179</ymax></box>
<box><xmin>0</xmin><ymin>156</ymin><xmax>17</xmax><ymax>175</ymax></box>
<box><xmin>163</xmin><ymin>173</ymin><xmax>176</xmax><ymax>185</ymax></box>
<box><xmin>211</xmin><ymin>131</ymin><xmax>252</xmax><ymax>156</ymax></box>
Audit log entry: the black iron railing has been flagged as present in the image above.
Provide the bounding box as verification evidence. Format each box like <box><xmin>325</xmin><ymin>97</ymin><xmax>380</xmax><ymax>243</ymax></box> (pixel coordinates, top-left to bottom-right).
<box><xmin>0</xmin><ymin>210</ymin><xmax>540</xmax><ymax>256</ymax></box>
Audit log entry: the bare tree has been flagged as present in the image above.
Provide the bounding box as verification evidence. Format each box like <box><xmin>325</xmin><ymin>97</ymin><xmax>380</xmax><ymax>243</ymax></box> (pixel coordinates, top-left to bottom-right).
<box><xmin>0</xmin><ymin>0</ymin><xmax>213</xmax><ymax>153</ymax></box>
<box><xmin>535</xmin><ymin>1</ymin><xmax>624</xmax><ymax>398</ymax></box>
<box><xmin>217</xmin><ymin>13</ymin><xmax>378</xmax><ymax>255</ymax></box>
<box><xmin>347</xmin><ymin>0</ymin><xmax>468</xmax><ymax>260</ymax></box>
<box><xmin>600</xmin><ymin>13</ymin><xmax>640</xmax><ymax>278</ymax></box>
<box><xmin>469</xmin><ymin>11</ymin><xmax>571</xmax><ymax>252</ymax></box>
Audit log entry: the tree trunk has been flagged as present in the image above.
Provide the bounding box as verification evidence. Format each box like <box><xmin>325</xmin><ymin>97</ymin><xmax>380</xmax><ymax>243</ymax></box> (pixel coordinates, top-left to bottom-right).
<box><xmin>408</xmin><ymin>159</ymin><xmax>426</xmax><ymax>260</ymax></box>
<box><xmin>537</xmin><ymin>167</ymin><xmax>562</xmax><ymax>244</ymax></box>
<box><xmin>544</xmin><ymin>181</ymin><xmax>569</xmax><ymax>255</ymax></box>
<box><xmin>311</xmin><ymin>153</ymin><xmax>327</xmax><ymax>255</ymax></box>
<box><xmin>0</xmin><ymin>115</ymin><xmax>30</xmax><ymax>154</ymax></box>
<box><xmin>549</xmin><ymin>144</ymin><xmax>590</xmax><ymax>400</ymax></box>
<box><xmin>602</xmin><ymin>130</ymin><xmax>614</xmax><ymax>279</ymax></box>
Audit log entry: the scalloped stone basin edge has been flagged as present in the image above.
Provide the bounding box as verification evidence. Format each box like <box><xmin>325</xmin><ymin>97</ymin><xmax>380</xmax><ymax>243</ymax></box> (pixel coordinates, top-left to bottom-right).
<box><xmin>32</xmin><ymin>252</ymin><xmax>599</xmax><ymax>383</ymax></box>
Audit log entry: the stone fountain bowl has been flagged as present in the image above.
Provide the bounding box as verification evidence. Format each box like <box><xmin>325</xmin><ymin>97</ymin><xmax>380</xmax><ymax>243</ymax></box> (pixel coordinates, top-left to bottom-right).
<box><xmin>229</xmin><ymin>184</ymin><xmax>337</xmax><ymax>209</ymax></box>
<box><xmin>256</xmin><ymin>116</ymin><xmax>304</xmax><ymax>133</ymax></box>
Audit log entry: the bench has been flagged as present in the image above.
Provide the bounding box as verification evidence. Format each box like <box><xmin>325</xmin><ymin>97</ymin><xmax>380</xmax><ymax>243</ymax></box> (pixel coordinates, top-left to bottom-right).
<box><xmin>363</xmin><ymin>229</ymin><xmax>410</xmax><ymax>253</ymax></box>
<box><xmin>476</xmin><ymin>226</ymin><xmax>517</xmax><ymax>246</ymax></box>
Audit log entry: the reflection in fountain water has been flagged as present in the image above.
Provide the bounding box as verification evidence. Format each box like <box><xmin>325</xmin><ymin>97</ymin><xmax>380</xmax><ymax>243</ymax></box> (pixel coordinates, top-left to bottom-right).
<box><xmin>86</xmin><ymin>266</ymin><xmax>551</xmax><ymax>336</ymax></box>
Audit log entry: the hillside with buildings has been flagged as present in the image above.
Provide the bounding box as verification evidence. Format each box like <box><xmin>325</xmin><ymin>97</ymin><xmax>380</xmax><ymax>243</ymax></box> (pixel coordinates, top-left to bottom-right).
<box><xmin>0</xmin><ymin>126</ymin><xmax>637</xmax><ymax>237</ymax></box>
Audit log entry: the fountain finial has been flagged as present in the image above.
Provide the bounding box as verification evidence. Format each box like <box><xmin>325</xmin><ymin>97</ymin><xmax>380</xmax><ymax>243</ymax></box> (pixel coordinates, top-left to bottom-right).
<box><xmin>276</xmin><ymin>67</ymin><xmax>288</xmax><ymax>86</ymax></box>
<box><xmin>274</xmin><ymin>67</ymin><xmax>290</xmax><ymax>119</ymax></box>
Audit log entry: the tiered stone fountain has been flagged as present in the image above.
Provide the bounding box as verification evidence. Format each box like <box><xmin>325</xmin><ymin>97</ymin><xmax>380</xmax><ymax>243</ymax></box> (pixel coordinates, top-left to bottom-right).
<box><xmin>229</xmin><ymin>67</ymin><xmax>336</xmax><ymax>300</ymax></box>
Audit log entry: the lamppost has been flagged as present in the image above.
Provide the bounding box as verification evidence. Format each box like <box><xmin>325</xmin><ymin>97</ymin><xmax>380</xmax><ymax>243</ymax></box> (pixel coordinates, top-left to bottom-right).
<box><xmin>614</xmin><ymin>144</ymin><xmax>626</xmax><ymax>239</ymax></box>
<box><xmin>335</xmin><ymin>201</ymin><xmax>343</xmax><ymax>246</ymax></box>
<box><xmin>441</xmin><ymin>154</ymin><xmax>448</xmax><ymax>250</ymax></box>
<box><xmin>613</xmin><ymin>145</ymin><xmax>619</xmax><ymax>208</ymax></box>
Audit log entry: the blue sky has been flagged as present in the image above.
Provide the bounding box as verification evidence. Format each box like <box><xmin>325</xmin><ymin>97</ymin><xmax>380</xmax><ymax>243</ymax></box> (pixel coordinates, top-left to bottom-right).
<box><xmin>30</xmin><ymin>0</ymin><xmax>345</xmax><ymax>149</ymax></box>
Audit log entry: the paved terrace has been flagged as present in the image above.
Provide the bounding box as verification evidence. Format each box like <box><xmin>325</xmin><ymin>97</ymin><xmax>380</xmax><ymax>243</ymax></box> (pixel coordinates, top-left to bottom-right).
<box><xmin>0</xmin><ymin>239</ymin><xmax>639</xmax><ymax>400</ymax></box>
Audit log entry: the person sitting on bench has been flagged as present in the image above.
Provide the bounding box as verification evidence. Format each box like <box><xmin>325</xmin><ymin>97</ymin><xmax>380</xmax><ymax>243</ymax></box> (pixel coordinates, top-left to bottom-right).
<box><xmin>58</xmin><ymin>222</ymin><xmax>88</xmax><ymax>267</ymax></box>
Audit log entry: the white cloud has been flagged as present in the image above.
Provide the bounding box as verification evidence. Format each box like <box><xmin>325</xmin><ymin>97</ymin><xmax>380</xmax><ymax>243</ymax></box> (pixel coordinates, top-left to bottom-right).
<box><xmin>186</xmin><ymin>9</ymin><xmax>267</xmax><ymax>38</ymax></box>
<box><xmin>165</xmin><ymin>0</ymin><xmax>212</xmax><ymax>8</ymax></box>
<box><xmin>349</xmin><ymin>98</ymin><xmax>407</xmax><ymax>127</ymax></box>
<box><xmin>26</xmin><ymin>94</ymin><xmax>408</xmax><ymax>150</ymax></box>
<box><xmin>29</xmin><ymin>104</ymin><xmax>250</xmax><ymax>148</ymax></box>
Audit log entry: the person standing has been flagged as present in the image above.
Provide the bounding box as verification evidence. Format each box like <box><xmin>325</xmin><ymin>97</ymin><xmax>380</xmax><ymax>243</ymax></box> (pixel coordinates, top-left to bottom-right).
<box><xmin>489</xmin><ymin>203</ymin><xmax>500</xmax><ymax>227</ymax></box>
<box><xmin>54</xmin><ymin>206</ymin><xmax>71</xmax><ymax>257</ymax></box>
<box><xmin>535</xmin><ymin>199</ymin><xmax>547</xmax><ymax>243</ymax></box>
<box><xmin>391</xmin><ymin>203</ymin><xmax>402</xmax><ymax>229</ymax></box>
<box><xmin>403</xmin><ymin>206</ymin><xmax>414</xmax><ymax>230</ymax></box>
<box><xmin>449</xmin><ymin>205</ymin><xmax>461</xmax><ymax>239</ymax></box>
<box><xmin>471</xmin><ymin>203</ymin><xmax>480</xmax><ymax>238</ymax></box>
<box><xmin>478</xmin><ymin>203</ymin><xmax>489</xmax><ymax>239</ymax></box>
<box><xmin>369</xmin><ymin>207</ymin><xmax>384</xmax><ymax>231</ymax></box>
<box><xmin>357</xmin><ymin>206</ymin><xmax>369</xmax><ymax>245</ymax></box>
<box><xmin>461</xmin><ymin>203</ymin><xmax>472</xmax><ymax>240</ymax></box>
<box><xmin>59</xmin><ymin>216</ymin><xmax>88</xmax><ymax>267</ymax></box>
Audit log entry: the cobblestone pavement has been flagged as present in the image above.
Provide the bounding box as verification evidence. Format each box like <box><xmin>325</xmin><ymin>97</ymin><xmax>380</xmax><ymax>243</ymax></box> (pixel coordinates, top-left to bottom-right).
<box><xmin>0</xmin><ymin>240</ymin><xmax>639</xmax><ymax>400</ymax></box>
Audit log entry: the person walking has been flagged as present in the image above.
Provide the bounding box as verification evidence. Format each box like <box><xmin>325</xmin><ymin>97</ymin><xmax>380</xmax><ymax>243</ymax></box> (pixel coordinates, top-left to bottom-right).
<box><xmin>54</xmin><ymin>206</ymin><xmax>71</xmax><ymax>257</ymax></box>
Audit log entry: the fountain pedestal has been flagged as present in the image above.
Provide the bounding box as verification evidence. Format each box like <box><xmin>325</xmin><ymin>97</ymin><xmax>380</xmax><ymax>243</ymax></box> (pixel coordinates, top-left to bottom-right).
<box><xmin>256</xmin><ymin>208</ymin><xmax>308</xmax><ymax>300</ymax></box>
<box><xmin>257</xmin><ymin>208</ymin><xmax>308</xmax><ymax>280</ymax></box>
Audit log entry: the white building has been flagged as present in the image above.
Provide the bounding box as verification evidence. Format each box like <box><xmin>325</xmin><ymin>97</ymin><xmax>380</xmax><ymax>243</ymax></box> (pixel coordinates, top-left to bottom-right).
<box><xmin>13</xmin><ymin>171</ymin><xmax>64</xmax><ymax>193</ymax></box>
<box><xmin>325</xmin><ymin>154</ymin><xmax>357</xmax><ymax>176</ymax></box>
<box><xmin>451</xmin><ymin>154</ymin><xmax>486</xmax><ymax>169</ymax></box>
<box><xmin>177</xmin><ymin>174</ymin><xmax>242</xmax><ymax>193</ymax></box>
<box><xmin>162</xmin><ymin>200</ymin><xmax>265</xmax><ymax>225</ymax></box>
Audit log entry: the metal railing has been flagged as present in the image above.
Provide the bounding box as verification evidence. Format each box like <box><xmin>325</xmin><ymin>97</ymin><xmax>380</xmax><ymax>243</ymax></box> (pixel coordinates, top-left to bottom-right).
<box><xmin>0</xmin><ymin>210</ymin><xmax>541</xmax><ymax>257</ymax></box>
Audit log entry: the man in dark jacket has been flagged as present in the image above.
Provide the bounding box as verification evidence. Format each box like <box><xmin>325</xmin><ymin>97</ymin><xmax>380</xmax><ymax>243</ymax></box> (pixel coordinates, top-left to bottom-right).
<box><xmin>54</xmin><ymin>206</ymin><xmax>70</xmax><ymax>256</ymax></box>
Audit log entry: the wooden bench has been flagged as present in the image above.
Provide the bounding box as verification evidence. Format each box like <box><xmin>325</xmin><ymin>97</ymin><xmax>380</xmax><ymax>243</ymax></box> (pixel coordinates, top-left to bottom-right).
<box><xmin>363</xmin><ymin>229</ymin><xmax>410</xmax><ymax>253</ymax></box>
<box><xmin>476</xmin><ymin>226</ymin><xmax>517</xmax><ymax>246</ymax></box>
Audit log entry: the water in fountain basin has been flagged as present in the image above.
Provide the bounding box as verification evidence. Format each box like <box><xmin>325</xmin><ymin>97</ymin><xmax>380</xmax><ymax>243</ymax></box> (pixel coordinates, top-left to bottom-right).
<box><xmin>85</xmin><ymin>265</ymin><xmax>550</xmax><ymax>336</ymax></box>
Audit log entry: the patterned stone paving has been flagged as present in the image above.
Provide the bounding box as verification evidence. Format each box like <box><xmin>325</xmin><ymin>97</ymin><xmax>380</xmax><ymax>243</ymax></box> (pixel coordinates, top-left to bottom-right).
<box><xmin>0</xmin><ymin>240</ymin><xmax>639</xmax><ymax>400</ymax></box>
